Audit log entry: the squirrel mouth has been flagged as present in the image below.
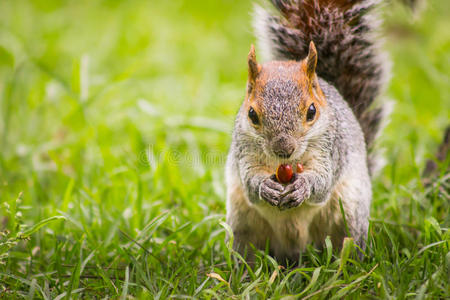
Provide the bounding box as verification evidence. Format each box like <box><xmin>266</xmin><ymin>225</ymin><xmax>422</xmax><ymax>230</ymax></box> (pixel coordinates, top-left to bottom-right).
<box><xmin>268</xmin><ymin>144</ymin><xmax>307</xmax><ymax>166</ymax></box>
<box><xmin>262</xmin><ymin>151</ymin><xmax>302</xmax><ymax>168</ymax></box>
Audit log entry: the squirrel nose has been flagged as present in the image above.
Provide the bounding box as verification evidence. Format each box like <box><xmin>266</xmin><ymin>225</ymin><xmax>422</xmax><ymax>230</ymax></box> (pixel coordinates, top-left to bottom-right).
<box><xmin>272</xmin><ymin>136</ymin><xmax>295</xmax><ymax>159</ymax></box>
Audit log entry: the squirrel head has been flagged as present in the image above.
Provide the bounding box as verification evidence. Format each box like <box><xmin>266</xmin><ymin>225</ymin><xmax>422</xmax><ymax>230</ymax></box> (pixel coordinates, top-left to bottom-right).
<box><xmin>244</xmin><ymin>42</ymin><xmax>327</xmax><ymax>160</ymax></box>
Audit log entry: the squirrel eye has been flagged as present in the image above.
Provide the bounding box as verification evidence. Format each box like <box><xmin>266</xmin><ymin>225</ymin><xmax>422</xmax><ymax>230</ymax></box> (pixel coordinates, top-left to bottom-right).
<box><xmin>306</xmin><ymin>103</ymin><xmax>316</xmax><ymax>122</ymax></box>
<box><xmin>248</xmin><ymin>107</ymin><xmax>260</xmax><ymax>126</ymax></box>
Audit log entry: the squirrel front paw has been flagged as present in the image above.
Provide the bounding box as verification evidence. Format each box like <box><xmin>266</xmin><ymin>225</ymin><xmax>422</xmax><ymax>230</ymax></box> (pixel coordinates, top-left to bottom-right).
<box><xmin>279</xmin><ymin>173</ymin><xmax>310</xmax><ymax>210</ymax></box>
<box><xmin>258</xmin><ymin>175</ymin><xmax>284</xmax><ymax>206</ymax></box>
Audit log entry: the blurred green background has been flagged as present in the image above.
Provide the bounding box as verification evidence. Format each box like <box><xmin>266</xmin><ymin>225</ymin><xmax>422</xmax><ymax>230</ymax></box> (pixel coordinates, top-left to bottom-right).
<box><xmin>0</xmin><ymin>0</ymin><xmax>448</xmax><ymax>298</ymax></box>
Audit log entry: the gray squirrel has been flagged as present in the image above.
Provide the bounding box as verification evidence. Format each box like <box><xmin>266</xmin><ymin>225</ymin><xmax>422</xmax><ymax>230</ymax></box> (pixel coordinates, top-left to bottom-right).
<box><xmin>225</xmin><ymin>0</ymin><xmax>390</xmax><ymax>262</ymax></box>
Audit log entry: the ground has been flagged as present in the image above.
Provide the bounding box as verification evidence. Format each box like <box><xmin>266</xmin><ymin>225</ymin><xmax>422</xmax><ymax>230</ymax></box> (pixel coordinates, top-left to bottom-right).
<box><xmin>0</xmin><ymin>0</ymin><xmax>449</xmax><ymax>298</ymax></box>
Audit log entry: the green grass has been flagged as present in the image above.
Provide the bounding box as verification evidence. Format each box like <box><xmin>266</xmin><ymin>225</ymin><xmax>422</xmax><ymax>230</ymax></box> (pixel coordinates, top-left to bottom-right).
<box><xmin>0</xmin><ymin>0</ymin><xmax>449</xmax><ymax>298</ymax></box>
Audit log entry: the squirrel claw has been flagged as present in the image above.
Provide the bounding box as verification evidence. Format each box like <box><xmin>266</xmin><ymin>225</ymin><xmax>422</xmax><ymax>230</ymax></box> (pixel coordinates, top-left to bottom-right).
<box><xmin>278</xmin><ymin>191</ymin><xmax>305</xmax><ymax>210</ymax></box>
<box><xmin>259</xmin><ymin>176</ymin><xmax>283</xmax><ymax>206</ymax></box>
<box><xmin>278</xmin><ymin>174</ymin><xmax>310</xmax><ymax>209</ymax></box>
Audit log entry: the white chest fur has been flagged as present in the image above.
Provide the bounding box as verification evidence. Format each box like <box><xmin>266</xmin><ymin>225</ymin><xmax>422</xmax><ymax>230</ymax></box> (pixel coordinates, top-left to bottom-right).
<box><xmin>254</xmin><ymin>200</ymin><xmax>325</xmax><ymax>260</ymax></box>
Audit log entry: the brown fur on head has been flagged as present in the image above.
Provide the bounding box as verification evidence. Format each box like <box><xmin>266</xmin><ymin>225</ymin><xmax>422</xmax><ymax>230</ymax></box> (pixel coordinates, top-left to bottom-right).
<box><xmin>245</xmin><ymin>42</ymin><xmax>326</xmax><ymax>129</ymax></box>
<box><xmin>247</xmin><ymin>44</ymin><xmax>261</xmax><ymax>95</ymax></box>
<box><xmin>244</xmin><ymin>42</ymin><xmax>327</xmax><ymax>159</ymax></box>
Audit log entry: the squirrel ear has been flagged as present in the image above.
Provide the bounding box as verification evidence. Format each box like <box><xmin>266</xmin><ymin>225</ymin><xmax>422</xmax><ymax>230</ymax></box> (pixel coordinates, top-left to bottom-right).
<box><xmin>305</xmin><ymin>41</ymin><xmax>317</xmax><ymax>79</ymax></box>
<box><xmin>248</xmin><ymin>44</ymin><xmax>260</xmax><ymax>84</ymax></box>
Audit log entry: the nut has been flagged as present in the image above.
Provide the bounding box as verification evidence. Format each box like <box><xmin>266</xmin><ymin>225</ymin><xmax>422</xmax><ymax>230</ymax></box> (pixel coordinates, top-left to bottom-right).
<box><xmin>276</xmin><ymin>164</ymin><xmax>293</xmax><ymax>184</ymax></box>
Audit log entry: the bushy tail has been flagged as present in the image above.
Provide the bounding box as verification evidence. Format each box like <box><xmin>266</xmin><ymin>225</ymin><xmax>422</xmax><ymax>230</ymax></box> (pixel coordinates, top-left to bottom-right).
<box><xmin>253</xmin><ymin>0</ymin><xmax>391</xmax><ymax>175</ymax></box>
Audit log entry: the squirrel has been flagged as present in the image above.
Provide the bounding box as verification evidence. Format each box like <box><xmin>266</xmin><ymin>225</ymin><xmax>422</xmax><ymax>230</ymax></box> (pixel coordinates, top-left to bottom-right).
<box><xmin>225</xmin><ymin>0</ymin><xmax>390</xmax><ymax>263</ymax></box>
